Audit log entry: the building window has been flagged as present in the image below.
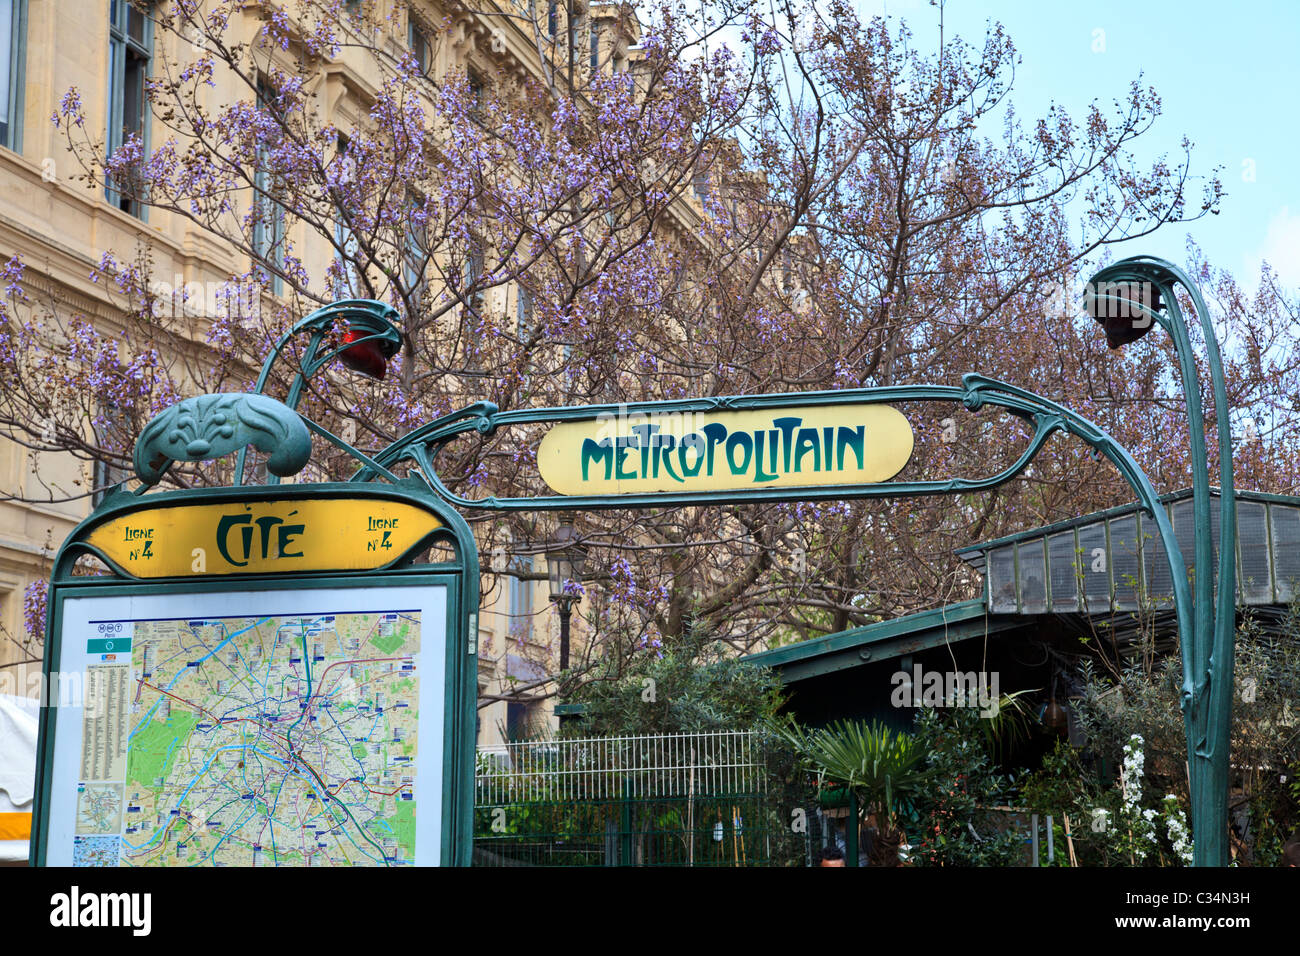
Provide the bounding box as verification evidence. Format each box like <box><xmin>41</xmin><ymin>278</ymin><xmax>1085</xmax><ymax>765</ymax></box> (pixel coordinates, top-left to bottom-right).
<box><xmin>547</xmin><ymin>0</ymin><xmax>557</xmax><ymax>38</ymax></box>
<box><xmin>467</xmin><ymin>69</ymin><xmax>485</xmax><ymax>124</ymax></box>
<box><xmin>92</xmin><ymin>403</ymin><xmax>130</xmax><ymax>505</ymax></box>
<box><xmin>332</xmin><ymin>136</ymin><xmax>361</xmax><ymax>297</ymax></box>
<box><xmin>516</xmin><ymin>285</ymin><xmax>533</xmax><ymax>342</ymax></box>
<box><xmin>516</xmin><ymin>285</ymin><xmax>535</xmax><ymax>388</ymax></box>
<box><xmin>92</xmin><ymin>458</ymin><xmax>129</xmax><ymax>505</ymax></box>
<box><xmin>334</xmin><ymin>219</ymin><xmax>360</xmax><ymax>297</ymax></box>
<box><xmin>0</xmin><ymin>0</ymin><xmax>26</xmax><ymax>151</ymax></box>
<box><xmin>465</xmin><ymin>241</ymin><xmax>484</xmax><ymax>311</ymax></box>
<box><xmin>506</xmin><ymin>700</ymin><xmax>536</xmax><ymax>740</ymax></box>
<box><xmin>461</xmin><ymin>241</ymin><xmax>486</xmax><ymax>373</ymax></box>
<box><xmin>589</xmin><ymin>22</ymin><xmax>599</xmax><ymax>72</ymax></box>
<box><xmin>408</xmin><ymin>18</ymin><xmax>431</xmax><ymax>75</ymax></box>
<box><xmin>107</xmin><ymin>0</ymin><xmax>151</xmax><ymax>216</ymax></box>
<box><xmin>693</xmin><ymin>172</ymin><xmax>711</xmax><ymax>202</ymax></box>
<box><xmin>253</xmin><ymin>78</ymin><xmax>285</xmax><ymax>295</ymax></box>
<box><xmin>404</xmin><ymin>193</ymin><xmax>428</xmax><ymax>306</ymax></box>
<box><xmin>508</xmin><ymin>557</ymin><xmax>534</xmax><ymax>643</ymax></box>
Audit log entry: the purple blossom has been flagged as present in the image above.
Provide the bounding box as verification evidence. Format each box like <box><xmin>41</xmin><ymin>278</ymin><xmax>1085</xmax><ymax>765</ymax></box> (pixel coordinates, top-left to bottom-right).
<box><xmin>23</xmin><ymin>578</ymin><xmax>47</xmax><ymax>643</ymax></box>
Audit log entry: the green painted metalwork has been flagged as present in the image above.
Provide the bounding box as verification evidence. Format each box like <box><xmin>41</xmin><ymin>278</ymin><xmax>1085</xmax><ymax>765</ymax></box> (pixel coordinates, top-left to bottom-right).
<box><xmin>344</xmin><ymin>373</ymin><xmax>1195</xmax><ymax>681</ymax></box>
<box><xmin>349</xmin><ymin>376</ymin><xmax>1166</xmax><ymax>516</ymax></box>
<box><xmin>72</xmin><ymin>258</ymin><xmax>1222</xmax><ymax>868</ymax></box>
<box><xmin>234</xmin><ymin>298</ymin><xmax>401</xmax><ymax>486</ymax></box>
<box><xmin>134</xmin><ymin>391</ymin><xmax>312</xmax><ymax>487</ymax></box>
<box><xmin>325</xmin><ymin>363</ymin><xmax>1206</xmax><ymax>855</ymax></box>
<box><xmin>1086</xmin><ymin>255</ymin><xmax>1236</xmax><ymax>868</ymax></box>
<box><xmin>347</xmin><ymin>368</ymin><xmax>1206</xmax><ymax>863</ymax></box>
<box><xmin>33</xmin><ymin>470</ymin><xmax>478</xmax><ymax>864</ymax></box>
<box><xmin>348</xmin><ymin>371</ymin><xmax>1207</xmax><ymax>863</ymax></box>
<box><xmin>474</xmin><ymin>731</ymin><xmax>777</xmax><ymax>866</ymax></box>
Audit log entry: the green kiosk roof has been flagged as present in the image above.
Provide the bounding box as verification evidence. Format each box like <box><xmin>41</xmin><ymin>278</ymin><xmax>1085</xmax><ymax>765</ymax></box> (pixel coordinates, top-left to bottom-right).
<box><xmin>743</xmin><ymin>600</ymin><xmax>1029</xmax><ymax>685</ymax></box>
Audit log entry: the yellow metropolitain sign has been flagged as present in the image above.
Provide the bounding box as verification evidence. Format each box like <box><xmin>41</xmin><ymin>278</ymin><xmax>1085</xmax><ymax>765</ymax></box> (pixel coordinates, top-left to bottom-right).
<box><xmin>84</xmin><ymin>498</ymin><xmax>442</xmax><ymax>577</ymax></box>
<box><xmin>537</xmin><ymin>404</ymin><xmax>914</xmax><ymax>496</ymax></box>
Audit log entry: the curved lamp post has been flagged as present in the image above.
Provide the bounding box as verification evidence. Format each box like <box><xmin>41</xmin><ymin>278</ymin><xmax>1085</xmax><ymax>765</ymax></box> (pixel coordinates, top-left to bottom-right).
<box><xmin>235</xmin><ymin>298</ymin><xmax>401</xmax><ymax>486</ymax></box>
<box><xmin>1085</xmin><ymin>255</ymin><xmax>1236</xmax><ymax>867</ymax></box>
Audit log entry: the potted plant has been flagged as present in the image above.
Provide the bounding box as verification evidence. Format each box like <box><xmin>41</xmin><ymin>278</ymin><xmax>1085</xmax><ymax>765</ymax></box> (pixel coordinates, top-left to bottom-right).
<box><xmin>776</xmin><ymin>718</ymin><xmax>933</xmax><ymax>866</ymax></box>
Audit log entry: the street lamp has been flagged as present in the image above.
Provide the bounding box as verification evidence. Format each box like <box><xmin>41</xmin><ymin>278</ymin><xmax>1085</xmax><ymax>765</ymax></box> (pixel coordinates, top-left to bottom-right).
<box><xmin>235</xmin><ymin>299</ymin><xmax>402</xmax><ymax>485</ymax></box>
<box><xmin>545</xmin><ymin>522</ymin><xmax>586</xmax><ymax>676</ymax></box>
<box><xmin>1088</xmin><ymin>280</ymin><xmax>1164</xmax><ymax>350</ymax></box>
<box><xmin>1084</xmin><ymin>255</ymin><xmax>1236</xmax><ymax>867</ymax></box>
<box><xmin>259</xmin><ymin>298</ymin><xmax>402</xmax><ymax>405</ymax></box>
<box><xmin>337</xmin><ymin>308</ymin><xmax>402</xmax><ymax>380</ymax></box>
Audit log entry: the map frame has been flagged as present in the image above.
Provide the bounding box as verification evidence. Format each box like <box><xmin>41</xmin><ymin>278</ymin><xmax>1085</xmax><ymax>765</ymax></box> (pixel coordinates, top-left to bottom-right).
<box><xmin>30</xmin><ymin>483</ymin><xmax>479</xmax><ymax>869</ymax></box>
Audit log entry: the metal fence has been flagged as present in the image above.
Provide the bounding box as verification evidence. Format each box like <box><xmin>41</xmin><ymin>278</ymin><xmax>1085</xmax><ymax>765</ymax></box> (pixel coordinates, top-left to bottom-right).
<box><xmin>474</xmin><ymin>731</ymin><xmax>773</xmax><ymax>866</ymax></box>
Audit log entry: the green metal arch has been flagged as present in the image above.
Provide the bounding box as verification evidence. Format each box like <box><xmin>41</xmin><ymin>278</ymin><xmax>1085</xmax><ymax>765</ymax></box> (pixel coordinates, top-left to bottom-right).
<box><xmin>348</xmin><ymin>370</ymin><xmax>1194</xmax><ymax>711</ymax></box>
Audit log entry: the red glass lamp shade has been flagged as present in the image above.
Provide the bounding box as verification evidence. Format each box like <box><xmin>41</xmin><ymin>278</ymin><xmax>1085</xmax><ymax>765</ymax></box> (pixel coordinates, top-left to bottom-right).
<box><xmin>340</xmin><ymin>330</ymin><xmax>387</xmax><ymax>378</ymax></box>
<box><xmin>338</xmin><ymin>316</ymin><xmax>400</xmax><ymax>379</ymax></box>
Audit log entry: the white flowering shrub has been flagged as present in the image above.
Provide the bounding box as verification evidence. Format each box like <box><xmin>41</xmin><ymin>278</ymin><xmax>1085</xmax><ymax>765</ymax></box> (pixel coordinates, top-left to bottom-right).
<box><xmin>1114</xmin><ymin>734</ymin><xmax>1194</xmax><ymax>864</ymax></box>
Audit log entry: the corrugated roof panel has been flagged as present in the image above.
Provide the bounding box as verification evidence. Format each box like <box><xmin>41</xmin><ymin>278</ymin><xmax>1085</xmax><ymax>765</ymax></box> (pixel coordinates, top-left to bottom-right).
<box><xmin>1048</xmin><ymin>530</ymin><xmax>1079</xmax><ymax>612</ymax></box>
<box><xmin>1078</xmin><ymin>522</ymin><xmax>1110</xmax><ymax>613</ymax></box>
<box><xmin>956</xmin><ymin>490</ymin><xmax>1300</xmax><ymax>615</ymax></box>
<box><xmin>1238</xmin><ymin>500</ymin><xmax>1272</xmax><ymax>604</ymax></box>
<box><xmin>1110</xmin><ymin>514</ymin><xmax>1141</xmax><ymax>610</ymax></box>
<box><xmin>1272</xmin><ymin>503</ymin><xmax>1300</xmax><ymax>603</ymax></box>
<box><xmin>1141</xmin><ymin>511</ymin><xmax>1175</xmax><ymax>607</ymax></box>
<box><xmin>1211</xmin><ymin>500</ymin><xmax>1224</xmax><ymax>599</ymax></box>
<box><xmin>1173</xmin><ymin>498</ymin><xmax>1198</xmax><ymax>592</ymax></box>
<box><xmin>1018</xmin><ymin>539</ymin><xmax>1047</xmax><ymax>614</ymax></box>
<box><xmin>989</xmin><ymin>545</ymin><xmax>1018</xmax><ymax>613</ymax></box>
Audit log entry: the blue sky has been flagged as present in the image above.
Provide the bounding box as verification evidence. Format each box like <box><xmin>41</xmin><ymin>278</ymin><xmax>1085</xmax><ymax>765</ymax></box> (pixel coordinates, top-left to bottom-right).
<box><xmin>857</xmin><ymin>0</ymin><xmax>1300</xmax><ymax>292</ymax></box>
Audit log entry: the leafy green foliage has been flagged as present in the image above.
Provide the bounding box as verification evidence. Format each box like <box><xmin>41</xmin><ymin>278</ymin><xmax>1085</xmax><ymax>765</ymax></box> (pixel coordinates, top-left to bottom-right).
<box><xmin>905</xmin><ymin>706</ymin><xmax>1026</xmax><ymax>866</ymax></box>
<box><xmin>566</xmin><ymin>626</ymin><xmax>787</xmax><ymax>737</ymax></box>
<box><xmin>560</xmin><ymin>625</ymin><xmax>810</xmax><ymax>865</ymax></box>
<box><xmin>776</xmin><ymin>717</ymin><xmax>933</xmax><ymax>827</ymax></box>
<box><xmin>978</xmin><ymin>689</ymin><xmax>1041</xmax><ymax>760</ymax></box>
<box><xmin>1072</xmin><ymin>607</ymin><xmax>1300</xmax><ymax>864</ymax></box>
<box><xmin>775</xmin><ymin>715</ymin><xmax>939</xmax><ymax>865</ymax></box>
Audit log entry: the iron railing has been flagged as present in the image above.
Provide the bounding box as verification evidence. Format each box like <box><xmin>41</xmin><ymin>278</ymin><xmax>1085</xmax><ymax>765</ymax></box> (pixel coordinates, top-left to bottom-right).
<box><xmin>474</xmin><ymin>731</ymin><xmax>773</xmax><ymax>866</ymax></box>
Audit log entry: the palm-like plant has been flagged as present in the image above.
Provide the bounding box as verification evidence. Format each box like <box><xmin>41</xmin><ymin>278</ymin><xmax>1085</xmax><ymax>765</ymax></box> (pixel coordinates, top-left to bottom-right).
<box><xmin>775</xmin><ymin>717</ymin><xmax>934</xmax><ymax>863</ymax></box>
<box><xmin>978</xmin><ymin>689</ymin><xmax>1042</xmax><ymax>760</ymax></box>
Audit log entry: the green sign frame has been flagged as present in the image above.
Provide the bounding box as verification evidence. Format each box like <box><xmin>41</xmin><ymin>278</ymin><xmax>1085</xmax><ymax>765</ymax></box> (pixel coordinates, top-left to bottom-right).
<box><xmin>30</xmin><ymin>479</ymin><xmax>479</xmax><ymax>867</ymax></box>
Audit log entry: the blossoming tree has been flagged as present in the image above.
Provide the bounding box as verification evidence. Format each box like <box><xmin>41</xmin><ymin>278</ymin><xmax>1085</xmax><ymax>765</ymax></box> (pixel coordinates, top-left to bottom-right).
<box><xmin>2</xmin><ymin>0</ymin><xmax>1297</xmax><ymax>707</ymax></box>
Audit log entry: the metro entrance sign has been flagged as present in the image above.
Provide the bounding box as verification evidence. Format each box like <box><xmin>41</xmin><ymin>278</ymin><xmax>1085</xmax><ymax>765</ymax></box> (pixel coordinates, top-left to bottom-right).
<box><xmin>32</xmin><ymin>253</ymin><xmax>1238</xmax><ymax>865</ymax></box>
<box><xmin>83</xmin><ymin>496</ymin><xmax>443</xmax><ymax>577</ymax></box>
<box><xmin>537</xmin><ymin>403</ymin><xmax>914</xmax><ymax>496</ymax></box>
